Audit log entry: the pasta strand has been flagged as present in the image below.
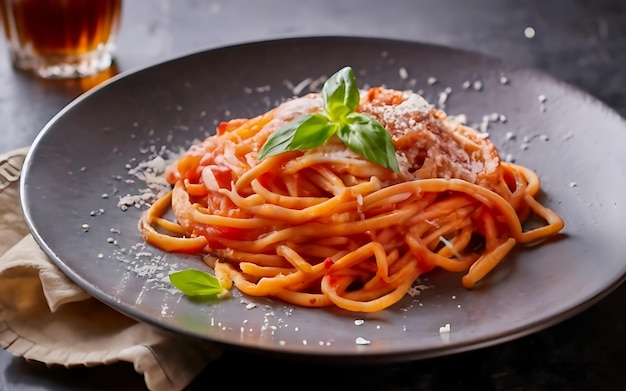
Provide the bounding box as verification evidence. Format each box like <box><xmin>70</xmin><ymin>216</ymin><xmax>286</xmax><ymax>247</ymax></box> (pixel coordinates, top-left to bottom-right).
<box><xmin>140</xmin><ymin>86</ymin><xmax>564</xmax><ymax>313</ymax></box>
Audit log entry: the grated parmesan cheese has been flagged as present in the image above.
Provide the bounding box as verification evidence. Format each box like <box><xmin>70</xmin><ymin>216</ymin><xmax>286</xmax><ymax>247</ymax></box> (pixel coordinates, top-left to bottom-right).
<box><xmin>355</xmin><ymin>337</ymin><xmax>371</xmax><ymax>345</ymax></box>
<box><xmin>117</xmin><ymin>146</ymin><xmax>185</xmax><ymax>211</ymax></box>
<box><xmin>291</xmin><ymin>77</ymin><xmax>312</xmax><ymax>95</ymax></box>
<box><xmin>399</xmin><ymin>67</ymin><xmax>408</xmax><ymax>80</ymax></box>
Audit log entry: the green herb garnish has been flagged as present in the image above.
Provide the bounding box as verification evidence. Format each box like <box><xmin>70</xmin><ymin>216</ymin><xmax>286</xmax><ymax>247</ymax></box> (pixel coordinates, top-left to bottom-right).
<box><xmin>169</xmin><ymin>269</ymin><xmax>223</xmax><ymax>297</ymax></box>
<box><xmin>257</xmin><ymin>66</ymin><xmax>400</xmax><ymax>172</ymax></box>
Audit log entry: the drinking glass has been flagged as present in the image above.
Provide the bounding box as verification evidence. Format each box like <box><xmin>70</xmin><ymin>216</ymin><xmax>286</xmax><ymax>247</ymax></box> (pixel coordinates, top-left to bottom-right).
<box><xmin>0</xmin><ymin>0</ymin><xmax>122</xmax><ymax>79</ymax></box>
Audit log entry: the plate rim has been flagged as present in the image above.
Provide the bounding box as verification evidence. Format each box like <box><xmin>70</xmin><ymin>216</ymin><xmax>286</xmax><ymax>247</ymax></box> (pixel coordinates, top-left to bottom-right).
<box><xmin>20</xmin><ymin>35</ymin><xmax>626</xmax><ymax>362</ymax></box>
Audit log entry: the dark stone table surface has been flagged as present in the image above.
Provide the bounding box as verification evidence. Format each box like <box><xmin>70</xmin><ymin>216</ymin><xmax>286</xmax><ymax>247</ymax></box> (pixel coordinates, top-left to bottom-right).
<box><xmin>1</xmin><ymin>1</ymin><xmax>625</xmax><ymax>389</ymax></box>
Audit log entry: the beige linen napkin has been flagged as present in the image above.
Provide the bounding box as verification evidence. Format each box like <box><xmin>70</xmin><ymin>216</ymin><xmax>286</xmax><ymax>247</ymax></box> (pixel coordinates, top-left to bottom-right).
<box><xmin>0</xmin><ymin>148</ymin><xmax>221</xmax><ymax>391</ymax></box>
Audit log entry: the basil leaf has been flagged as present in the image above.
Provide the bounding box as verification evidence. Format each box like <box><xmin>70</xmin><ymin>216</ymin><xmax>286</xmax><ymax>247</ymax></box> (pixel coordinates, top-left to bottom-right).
<box><xmin>322</xmin><ymin>66</ymin><xmax>360</xmax><ymax>121</ymax></box>
<box><xmin>338</xmin><ymin>113</ymin><xmax>400</xmax><ymax>172</ymax></box>
<box><xmin>169</xmin><ymin>269</ymin><xmax>223</xmax><ymax>296</ymax></box>
<box><xmin>290</xmin><ymin>114</ymin><xmax>337</xmax><ymax>150</ymax></box>
<box><xmin>257</xmin><ymin>66</ymin><xmax>400</xmax><ymax>172</ymax></box>
<box><xmin>257</xmin><ymin>113</ymin><xmax>335</xmax><ymax>159</ymax></box>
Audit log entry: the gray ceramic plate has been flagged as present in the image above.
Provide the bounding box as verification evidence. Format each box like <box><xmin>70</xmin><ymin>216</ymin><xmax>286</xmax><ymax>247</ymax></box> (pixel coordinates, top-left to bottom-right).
<box><xmin>21</xmin><ymin>37</ymin><xmax>626</xmax><ymax>363</ymax></box>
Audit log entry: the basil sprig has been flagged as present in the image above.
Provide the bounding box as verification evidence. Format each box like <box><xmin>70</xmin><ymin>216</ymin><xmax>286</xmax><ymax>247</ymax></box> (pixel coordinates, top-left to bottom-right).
<box><xmin>258</xmin><ymin>66</ymin><xmax>399</xmax><ymax>172</ymax></box>
<box><xmin>169</xmin><ymin>269</ymin><xmax>223</xmax><ymax>296</ymax></box>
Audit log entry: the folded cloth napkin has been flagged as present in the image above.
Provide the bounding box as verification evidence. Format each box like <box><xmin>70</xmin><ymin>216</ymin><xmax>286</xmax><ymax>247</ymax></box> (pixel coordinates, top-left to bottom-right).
<box><xmin>0</xmin><ymin>148</ymin><xmax>221</xmax><ymax>391</ymax></box>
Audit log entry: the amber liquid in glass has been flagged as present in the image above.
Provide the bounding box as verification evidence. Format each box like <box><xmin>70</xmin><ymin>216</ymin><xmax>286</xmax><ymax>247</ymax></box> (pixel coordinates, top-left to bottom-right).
<box><xmin>0</xmin><ymin>0</ymin><xmax>122</xmax><ymax>78</ymax></box>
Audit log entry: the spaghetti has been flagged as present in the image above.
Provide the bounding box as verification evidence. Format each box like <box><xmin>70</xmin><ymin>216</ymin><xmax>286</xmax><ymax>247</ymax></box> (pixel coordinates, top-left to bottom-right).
<box><xmin>140</xmin><ymin>76</ymin><xmax>564</xmax><ymax>313</ymax></box>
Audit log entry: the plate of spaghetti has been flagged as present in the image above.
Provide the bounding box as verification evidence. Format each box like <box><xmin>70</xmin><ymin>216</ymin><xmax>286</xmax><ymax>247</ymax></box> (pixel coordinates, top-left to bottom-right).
<box><xmin>21</xmin><ymin>37</ymin><xmax>626</xmax><ymax>362</ymax></box>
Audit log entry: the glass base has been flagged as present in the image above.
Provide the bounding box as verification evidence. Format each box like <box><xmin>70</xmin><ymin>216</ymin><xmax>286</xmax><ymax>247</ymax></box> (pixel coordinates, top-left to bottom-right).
<box><xmin>9</xmin><ymin>44</ymin><xmax>115</xmax><ymax>79</ymax></box>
